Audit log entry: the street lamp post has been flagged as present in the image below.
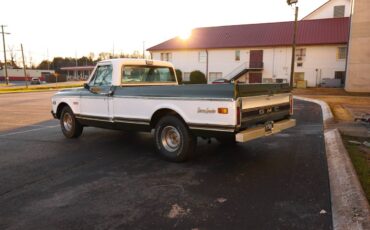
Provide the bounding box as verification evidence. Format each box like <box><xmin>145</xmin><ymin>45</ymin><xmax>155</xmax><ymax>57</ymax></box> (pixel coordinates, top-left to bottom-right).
<box><xmin>287</xmin><ymin>0</ymin><xmax>299</xmax><ymax>88</ymax></box>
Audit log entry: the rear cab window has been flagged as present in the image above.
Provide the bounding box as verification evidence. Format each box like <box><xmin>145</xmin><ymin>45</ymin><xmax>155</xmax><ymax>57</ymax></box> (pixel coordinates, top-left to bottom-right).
<box><xmin>121</xmin><ymin>65</ymin><xmax>176</xmax><ymax>85</ymax></box>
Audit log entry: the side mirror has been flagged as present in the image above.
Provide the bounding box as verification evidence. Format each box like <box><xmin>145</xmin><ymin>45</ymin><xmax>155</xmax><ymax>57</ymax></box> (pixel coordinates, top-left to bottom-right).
<box><xmin>83</xmin><ymin>83</ymin><xmax>90</xmax><ymax>90</ymax></box>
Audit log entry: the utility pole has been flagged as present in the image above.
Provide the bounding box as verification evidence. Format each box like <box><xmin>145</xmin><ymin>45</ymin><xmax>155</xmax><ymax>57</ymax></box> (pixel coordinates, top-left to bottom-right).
<box><xmin>143</xmin><ymin>41</ymin><xmax>145</xmax><ymax>59</ymax></box>
<box><xmin>28</xmin><ymin>52</ymin><xmax>33</xmax><ymax>69</ymax></box>
<box><xmin>75</xmin><ymin>51</ymin><xmax>77</xmax><ymax>80</ymax></box>
<box><xmin>286</xmin><ymin>0</ymin><xmax>299</xmax><ymax>88</ymax></box>
<box><xmin>112</xmin><ymin>42</ymin><xmax>115</xmax><ymax>58</ymax></box>
<box><xmin>21</xmin><ymin>44</ymin><xmax>28</xmax><ymax>88</ymax></box>
<box><xmin>46</xmin><ymin>48</ymin><xmax>50</xmax><ymax>70</ymax></box>
<box><xmin>1</xmin><ymin>25</ymin><xmax>10</xmax><ymax>85</ymax></box>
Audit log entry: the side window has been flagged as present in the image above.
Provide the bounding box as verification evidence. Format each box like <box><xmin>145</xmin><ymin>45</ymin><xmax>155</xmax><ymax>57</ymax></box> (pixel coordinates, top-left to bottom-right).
<box><xmin>89</xmin><ymin>65</ymin><xmax>112</xmax><ymax>86</ymax></box>
<box><xmin>235</xmin><ymin>50</ymin><xmax>240</xmax><ymax>61</ymax></box>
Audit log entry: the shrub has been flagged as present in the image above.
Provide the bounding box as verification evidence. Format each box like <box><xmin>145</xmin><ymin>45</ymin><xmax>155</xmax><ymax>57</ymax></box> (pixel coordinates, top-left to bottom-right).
<box><xmin>189</xmin><ymin>70</ymin><xmax>207</xmax><ymax>84</ymax></box>
<box><xmin>175</xmin><ymin>69</ymin><xmax>182</xmax><ymax>84</ymax></box>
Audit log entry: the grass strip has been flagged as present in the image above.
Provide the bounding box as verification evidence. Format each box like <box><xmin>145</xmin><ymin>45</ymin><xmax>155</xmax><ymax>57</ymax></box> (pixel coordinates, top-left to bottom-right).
<box><xmin>0</xmin><ymin>84</ymin><xmax>83</xmax><ymax>94</ymax></box>
<box><xmin>341</xmin><ymin>134</ymin><xmax>370</xmax><ymax>202</ymax></box>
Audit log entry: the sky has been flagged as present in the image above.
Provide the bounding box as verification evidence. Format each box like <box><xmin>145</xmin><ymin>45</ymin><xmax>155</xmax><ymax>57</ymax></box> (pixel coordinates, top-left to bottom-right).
<box><xmin>0</xmin><ymin>0</ymin><xmax>328</xmax><ymax>65</ymax></box>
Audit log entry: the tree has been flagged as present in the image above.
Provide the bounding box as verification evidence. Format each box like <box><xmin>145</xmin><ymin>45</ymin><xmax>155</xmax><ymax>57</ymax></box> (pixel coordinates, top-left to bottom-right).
<box><xmin>189</xmin><ymin>70</ymin><xmax>207</xmax><ymax>84</ymax></box>
<box><xmin>88</xmin><ymin>52</ymin><xmax>95</xmax><ymax>61</ymax></box>
<box><xmin>37</xmin><ymin>60</ymin><xmax>49</xmax><ymax>70</ymax></box>
<box><xmin>98</xmin><ymin>52</ymin><xmax>111</xmax><ymax>61</ymax></box>
<box><xmin>130</xmin><ymin>50</ymin><xmax>142</xmax><ymax>59</ymax></box>
<box><xmin>8</xmin><ymin>45</ymin><xmax>19</xmax><ymax>68</ymax></box>
<box><xmin>175</xmin><ymin>69</ymin><xmax>182</xmax><ymax>84</ymax></box>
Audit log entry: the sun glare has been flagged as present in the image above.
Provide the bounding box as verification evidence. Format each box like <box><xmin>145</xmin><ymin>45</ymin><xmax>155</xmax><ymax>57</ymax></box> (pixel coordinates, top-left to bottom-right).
<box><xmin>179</xmin><ymin>29</ymin><xmax>192</xmax><ymax>40</ymax></box>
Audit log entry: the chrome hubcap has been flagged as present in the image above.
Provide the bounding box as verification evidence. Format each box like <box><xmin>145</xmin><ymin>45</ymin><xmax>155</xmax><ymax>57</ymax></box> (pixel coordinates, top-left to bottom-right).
<box><xmin>161</xmin><ymin>126</ymin><xmax>181</xmax><ymax>152</ymax></box>
<box><xmin>63</xmin><ymin>113</ymin><xmax>73</xmax><ymax>132</ymax></box>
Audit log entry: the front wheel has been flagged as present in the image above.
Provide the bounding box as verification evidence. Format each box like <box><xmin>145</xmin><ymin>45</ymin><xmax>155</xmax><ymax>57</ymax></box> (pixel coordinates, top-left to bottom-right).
<box><xmin>154</xmin><ymin>116</ymin><xmax>197</xmax><ymax>162</ymax></box>
<box><xmin>60</xmin><ymin>106</ymin><xmax>83</xmax><ymax>138</ymax></box>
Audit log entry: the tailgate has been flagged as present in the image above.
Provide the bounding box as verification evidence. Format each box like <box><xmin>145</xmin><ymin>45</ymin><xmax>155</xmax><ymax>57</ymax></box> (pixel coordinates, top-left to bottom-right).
<box><xmin>236</xmin><ymin>83</ymin><xmax>292</xmax><ymax>130</ymax></box>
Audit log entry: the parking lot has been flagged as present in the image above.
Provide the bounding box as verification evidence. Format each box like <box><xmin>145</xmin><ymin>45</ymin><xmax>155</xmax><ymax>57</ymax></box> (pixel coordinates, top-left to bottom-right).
<box><xmin>0</xmin><ymin>92</ymin><xmax>332</xmax><ymax>229</ymax></box>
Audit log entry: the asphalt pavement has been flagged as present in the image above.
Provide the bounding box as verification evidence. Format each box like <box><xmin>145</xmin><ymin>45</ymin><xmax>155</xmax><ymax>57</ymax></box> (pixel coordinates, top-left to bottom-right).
<box><xmin>0</xmin><ymin>92</ymin><xmax>332</xmax><ymax>229</ymax></box>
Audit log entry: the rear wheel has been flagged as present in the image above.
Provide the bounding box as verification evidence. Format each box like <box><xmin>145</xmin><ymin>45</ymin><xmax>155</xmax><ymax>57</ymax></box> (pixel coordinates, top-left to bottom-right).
<box><xmin>60</xmin><ymin>106</ymin><xmax>83</xmax><ymax>138</ymax></box>
<box><xmin>154</xmin><ymin>116</ymin><xmax>196</xmax><ymax>162</ymax></box>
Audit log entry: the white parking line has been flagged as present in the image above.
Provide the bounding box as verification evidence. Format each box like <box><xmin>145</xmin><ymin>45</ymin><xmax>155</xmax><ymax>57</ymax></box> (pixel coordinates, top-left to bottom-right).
<box><xmin>0</xmin><ymin>123</ymin><xmax>57</xmax><ymax>128</ymax></box>
<box><xmin>0</xmin><ymin>125</ymin><xmax>59</xmax><ymax>137</ymax></box>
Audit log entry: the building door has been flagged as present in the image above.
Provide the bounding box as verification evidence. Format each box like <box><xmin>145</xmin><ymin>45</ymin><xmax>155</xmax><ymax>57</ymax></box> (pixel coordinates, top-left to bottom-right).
<box><xmin>294</xmin><ymin>72</ymin><xmax>305</xmax><ymax>87</ymax></box>
<box><xmin>80</xmin><ymin>65</ymin><xmax>112</xmax><ymax>118</ymax></box>
<box><xmin>249</xmin><ymin>72</ymin><xmax>262</xmax><ymax>83</ymax></box>
<box><xmin>335</xmin><ymin>71</ymin><xmax>346</xmax><ymax>86</ymax></box>
<box><xmin>250</xmin><ymin>50</ymin><xmax>263</xmax><ymax>68</ymax></box>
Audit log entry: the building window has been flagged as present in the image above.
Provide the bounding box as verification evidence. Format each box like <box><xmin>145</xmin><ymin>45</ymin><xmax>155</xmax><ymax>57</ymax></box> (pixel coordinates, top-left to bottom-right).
<box><xmin>160</xmin><ymin>53</ymin><xmax>172</xmax><ymax>62</ymax></box>
<box><xmin>337</xmin><ymin>47</ymin><xmax>347</xmax><ymax>59</ymax></box>
<box><xmin>235</xmin><ymin>50</ymin><xmax>240</xmax><ymax>61</ymax></box>
<box><xmin>183</xmin><ymin>72</ymin><xmax>191</xmax><ymax>81</ymax></box>
<box><xmin>334</xmin><ymin>5</ymin><xmax>345</xmax><ymax>18</ymax></box>
<box><xmin>199</xmin><ymin>51</ymin><xmax>207</xmax><ymax>63</ymax></box>
<box><xmin>209</xmin><ymin>72</ymin><xmax>223</xmax><ymax>82</ymax></box>
<box><xmin>295</xmin><ymin>48</ymin><xmax>306</xmax><ymax>58</ymax></box>
<box><xmin>295</xmin><ymin>48</ymin><xmax>305</xmax><ymax>67</ymax></box>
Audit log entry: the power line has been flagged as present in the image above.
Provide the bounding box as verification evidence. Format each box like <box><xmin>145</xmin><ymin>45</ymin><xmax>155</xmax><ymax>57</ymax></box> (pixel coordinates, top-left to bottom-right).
<box><xmin>1</xmin><ymin>25</ymin><xmax>10</xmax><ymax>85</ymax></box>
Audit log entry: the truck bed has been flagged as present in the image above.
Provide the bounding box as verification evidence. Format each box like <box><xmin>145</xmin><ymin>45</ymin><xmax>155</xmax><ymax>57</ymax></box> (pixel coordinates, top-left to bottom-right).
<box><xmin>113</xmin><ymin>83</ymin><xmax>291</xmax><ymax>100</ymax></box>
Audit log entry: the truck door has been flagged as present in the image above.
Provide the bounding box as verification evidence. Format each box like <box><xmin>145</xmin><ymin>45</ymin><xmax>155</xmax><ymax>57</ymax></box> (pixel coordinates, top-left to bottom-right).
<box><xmin>80</xmin><ymin>65</ymin><xmax>113</xmax><ymax>119</ymax></box>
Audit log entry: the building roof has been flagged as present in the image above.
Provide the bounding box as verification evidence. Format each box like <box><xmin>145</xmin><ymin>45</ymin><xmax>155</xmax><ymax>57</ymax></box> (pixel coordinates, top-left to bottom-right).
<box><xmin>60</xmin><ymin>66</ymin><xmax>95</xmax><ymax>71</ymax></box>
<box><xmin>148</xmin><ymin>17</ymin><xmax>350</xmax><ymax>51</ymax></box>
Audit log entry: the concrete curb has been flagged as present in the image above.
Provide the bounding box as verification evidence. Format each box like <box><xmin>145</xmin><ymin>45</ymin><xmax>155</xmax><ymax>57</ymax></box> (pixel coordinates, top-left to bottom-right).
<box><xmin>325</xmin><ymin>129</ymin><xmax>370</xmax><ymax>230</ymax></box>
<box><xmin>294</xmin><ymin>96</ymin><xmax>334</xmax><ymax>126</ymax></box>
<box><xmin>295</xmin><ymin>96</ymin><xmax>370</xmax><ymax>230</ymax></box>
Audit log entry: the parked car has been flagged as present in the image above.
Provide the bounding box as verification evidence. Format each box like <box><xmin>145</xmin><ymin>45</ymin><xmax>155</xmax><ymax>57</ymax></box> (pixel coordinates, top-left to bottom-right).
<box><xmin>51</xmin><ymin>59</ymin><xmax>295</xmax><ymax>162</ymax></box>
<box><xmin>30</xmin><ymin>78</ymin><xmax>41</xmax><ymax>85</ymax></box>
<box><xmin>212</xmin><ymin>78</ymin><xmax>230</xmax><ymax>84</ymax></box>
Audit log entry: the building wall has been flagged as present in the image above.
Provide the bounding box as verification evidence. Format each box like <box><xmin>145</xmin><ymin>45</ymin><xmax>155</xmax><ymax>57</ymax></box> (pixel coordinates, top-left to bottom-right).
<box><xmin>0</xmin><ymin>69</ymin><xmax>55</xmax><ymax>81</ymax></box>
<box><xmin>152</xmin><ymin>45</ymin><xmax>347</xmax><ymax>87</ymax></box>
<box><xmin>303</xmin><ymin>0</ymin><xmax>351</xmax><ymax>20</ymax></box>
<box><xmin>345</xmin><ymin>0</ymin><xmax>370</xmax><ymax>92</ymax></box>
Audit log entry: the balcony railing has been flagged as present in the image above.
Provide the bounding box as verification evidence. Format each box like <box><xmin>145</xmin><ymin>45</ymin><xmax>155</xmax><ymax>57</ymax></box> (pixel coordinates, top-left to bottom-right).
<box><xmin>224</xmin><ymin>62</ymin><xmax>264</xmax><ymax>80</ymax></box>
<box><xmin>249</xmin><ymin>61</ymin><xmax>264</xmax><ymax>69</ymax></box>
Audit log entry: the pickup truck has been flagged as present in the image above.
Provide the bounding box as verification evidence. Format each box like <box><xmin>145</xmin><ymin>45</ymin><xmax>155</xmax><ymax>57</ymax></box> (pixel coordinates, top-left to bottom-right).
<box><xmin>51</xmin><ymin>59</ymin><xmax>296</xmax><ymax>162</ymax></box>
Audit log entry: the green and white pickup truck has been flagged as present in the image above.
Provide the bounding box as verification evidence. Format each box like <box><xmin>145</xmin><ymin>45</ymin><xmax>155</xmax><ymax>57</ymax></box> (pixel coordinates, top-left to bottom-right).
<box><xmin>51</xmin><ymin>58</ymin><xmax>296</xmax><ymax>162</ymax></box>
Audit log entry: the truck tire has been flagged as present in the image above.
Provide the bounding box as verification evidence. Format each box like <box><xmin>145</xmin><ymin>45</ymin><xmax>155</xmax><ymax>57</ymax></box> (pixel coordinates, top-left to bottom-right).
<box><xmin>60</xmin><ymin>106</ymin><xmax>83</xmax><ymax>138</ymax></box>
<box><xmin>154</xmin><ymin>115</ymin><xmax>196</xmax><ymax>162</ymax></box>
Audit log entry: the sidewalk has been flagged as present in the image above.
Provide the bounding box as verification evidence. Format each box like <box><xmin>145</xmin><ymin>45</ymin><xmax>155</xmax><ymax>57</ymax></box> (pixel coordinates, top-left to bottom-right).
<box><xmin>293</xmin><ymin>88</ymin><xmax>370</xmax><ymax>137</ymax></box>
<box><xmin>293</xmin><ymin>88</ymin><xmax>370</xmax><ymax>97</ymax></box>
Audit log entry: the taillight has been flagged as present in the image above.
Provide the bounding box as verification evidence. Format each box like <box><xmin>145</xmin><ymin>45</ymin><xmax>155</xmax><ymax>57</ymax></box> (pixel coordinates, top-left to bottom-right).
<box><xmin>236</xmin><ymin>99</ymin><xmax>241</xmax><ymax>125</ymax></box>
<box><xmin>289</xmin><ymin>94</ymin><xmax>294</xmax><ymax>115</ymax></box>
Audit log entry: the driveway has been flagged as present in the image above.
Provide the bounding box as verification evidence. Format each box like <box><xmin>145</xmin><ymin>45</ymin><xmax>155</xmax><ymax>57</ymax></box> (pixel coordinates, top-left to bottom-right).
<box><xmin>0</xmin><ymin>92</ymin><xmax>332</xmax><ymax>229</ymax></box>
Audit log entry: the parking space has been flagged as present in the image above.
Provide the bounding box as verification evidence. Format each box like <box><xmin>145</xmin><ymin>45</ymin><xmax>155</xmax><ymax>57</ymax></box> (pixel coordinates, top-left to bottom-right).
<box><xmin>0</xmin><ymin>92</ymin><xmax>332</xmax><ymax>229</ymax></box>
